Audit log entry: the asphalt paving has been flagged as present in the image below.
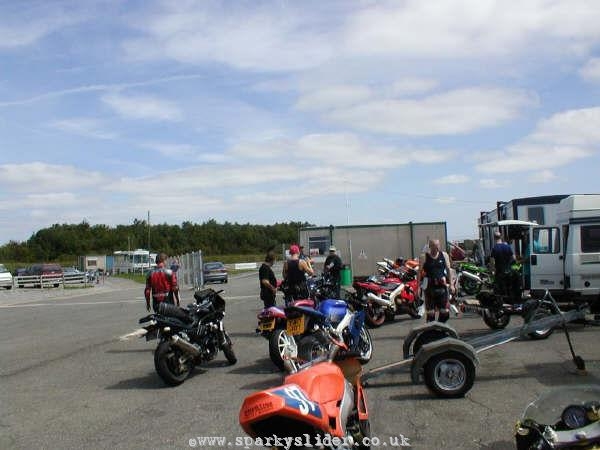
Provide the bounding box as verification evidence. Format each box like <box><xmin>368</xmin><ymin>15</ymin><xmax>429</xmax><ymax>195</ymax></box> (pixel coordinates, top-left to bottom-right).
<box><xmin>1</xmin><ymin>274</ymin><xmax>598</xmax><ymax>450</ymax></box>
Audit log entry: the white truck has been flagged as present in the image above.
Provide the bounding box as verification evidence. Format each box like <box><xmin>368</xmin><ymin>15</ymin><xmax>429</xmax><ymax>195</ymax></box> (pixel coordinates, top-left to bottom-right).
<box><xmin>481</xmin><ymin>194</ymin><xmax>600</xmax><ymax>312</ymax></box>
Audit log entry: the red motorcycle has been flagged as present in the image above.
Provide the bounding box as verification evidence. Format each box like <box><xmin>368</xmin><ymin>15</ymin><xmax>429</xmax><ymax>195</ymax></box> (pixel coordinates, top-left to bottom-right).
<box><xmin>354</xmin><ymin>260</ymin><xmax>422</xmax><ymax>327</ymax></box>
<box><xmin>240</xmin><ymin>329</ymin><xmax>370</xmax><ymax>449</ymax></box>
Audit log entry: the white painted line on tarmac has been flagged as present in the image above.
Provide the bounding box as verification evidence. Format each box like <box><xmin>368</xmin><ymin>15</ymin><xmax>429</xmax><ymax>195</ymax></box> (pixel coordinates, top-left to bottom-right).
<box><xmin>0</xmin><ymin>299</ymin><xmax>142</xmax><ymax>308</ymax></box>
<box><xmin>119</xmin><ymin>328</ymin><xmax>148</xmax><ymax>341</ymax></box>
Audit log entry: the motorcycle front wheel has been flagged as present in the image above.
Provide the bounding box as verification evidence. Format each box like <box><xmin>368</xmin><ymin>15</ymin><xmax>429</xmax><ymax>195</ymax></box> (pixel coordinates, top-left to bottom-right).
<box><xmin>297</xmin><ymin>334</ymin><xmax>329</xmax><ymax>363</ymax></box>
<box><xmin>482</xmin><ymin>308</ymin><xmax>510</xmax><ymax>329</ymax></box>
<box><xmin>357</xmin><ymin>326</ymin><xmax>373</xmax><ymax>364</ymax></box>
<box><xmin>526</xmin><ymin>307</ymin><xmax>555</xmax><ymax>340</ymax></box>
<box><xmin>154</xmin><ymin>341</ymin><xmax>192</xmax><ymax>386</ymax></box>
<box><xmin>221</xmin><ymin>332</ymin><xmax>237</xmax><ymax>364</ymax></box>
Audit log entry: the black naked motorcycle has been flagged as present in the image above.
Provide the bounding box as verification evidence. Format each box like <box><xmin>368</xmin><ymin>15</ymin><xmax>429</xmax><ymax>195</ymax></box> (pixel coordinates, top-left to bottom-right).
<box><xmin>139</xmin><ymin>288</ymin><xmax>236</xmax><ymax>386</ymax></box>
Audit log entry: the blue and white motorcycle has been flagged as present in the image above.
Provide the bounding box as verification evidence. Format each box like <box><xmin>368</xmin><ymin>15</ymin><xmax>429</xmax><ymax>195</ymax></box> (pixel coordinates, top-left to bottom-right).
<box><xmin>285</xmin><ymin>294</ymin><xmax>373</xmax><ymax>366</ymax></box>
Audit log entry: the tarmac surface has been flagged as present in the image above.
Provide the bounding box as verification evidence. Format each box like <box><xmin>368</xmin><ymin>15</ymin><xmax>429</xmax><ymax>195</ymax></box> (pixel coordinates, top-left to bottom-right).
<box><xmin>1</xmin><ymin>273</ymin><xmax>599</xmax><ymax>449</ymax></box>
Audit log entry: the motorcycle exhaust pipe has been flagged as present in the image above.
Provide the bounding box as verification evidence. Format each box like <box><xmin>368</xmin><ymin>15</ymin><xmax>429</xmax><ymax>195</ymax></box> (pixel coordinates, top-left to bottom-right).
<box><xmin>366</xmin><ymin>292</ymin><xmax>393</xmax><ymax>307</ymax></box>
<box><xmin>170</xmin><ymin>335</ymin><xmax>201</xmax><ymax>357</ymax></box>
<box><xmin>461</xmin><ymin>271</ymin><xmax>483</xmax><ymax>284</ymax></box>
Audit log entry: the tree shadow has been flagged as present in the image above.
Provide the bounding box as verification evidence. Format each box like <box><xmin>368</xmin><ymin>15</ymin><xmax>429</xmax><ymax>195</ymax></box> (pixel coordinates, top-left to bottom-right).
<box><xmin>105</xmin><ymin>348</ymin><xmax>154</xmax><ymax>354</ymax></box>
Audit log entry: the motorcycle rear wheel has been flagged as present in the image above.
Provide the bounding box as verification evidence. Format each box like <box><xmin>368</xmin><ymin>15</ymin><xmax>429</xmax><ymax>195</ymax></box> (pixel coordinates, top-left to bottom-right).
<box><xmin>482</xmin><ymin>308</ymin><xmax>510</xmax><ymax>329</ymax></box>
<box><xmin>460</xmin><ymin>277</ymin><xmax>482</xmax><ymax>295</ymax></box>
<box><xmin>154</xmin><ymin>341</ymin><xmax>192</xmax><ymax>386</ymax></box>
<box><xmin>268</xmin><ymin>328</ymin><xmax>294</xmax><ymax>371</ymax></box>
<box><xmin>365</xmin><ymin>303</ymin><xmax>386</xmax><ymax>327</ymax></box>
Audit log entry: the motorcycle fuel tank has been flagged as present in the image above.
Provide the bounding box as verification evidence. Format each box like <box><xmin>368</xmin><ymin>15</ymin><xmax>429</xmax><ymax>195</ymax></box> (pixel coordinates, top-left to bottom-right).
<box><xmin>318</xmin><ymin>300</ymin><xmax>348</xmax><ymax>325</ymax></box>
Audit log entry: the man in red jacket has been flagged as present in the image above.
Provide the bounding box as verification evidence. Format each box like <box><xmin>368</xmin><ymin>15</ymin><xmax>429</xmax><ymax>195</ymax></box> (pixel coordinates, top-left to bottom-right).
<box><xmin>145</xmin><ymin>253</ymin><xmax>179</xmax><ymax>312</ymax></box>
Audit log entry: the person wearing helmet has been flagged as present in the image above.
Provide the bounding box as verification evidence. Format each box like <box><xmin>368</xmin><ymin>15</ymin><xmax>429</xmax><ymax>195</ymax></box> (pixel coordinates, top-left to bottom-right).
<box><xmin>324</xmin><ymin>245</ymin><xmax>343</xmax><ymax>298</ymax></box>
<box><xmin>145</xmin><ymin>252</ymin><xmax>179</xmax><ymax>312</ymax></box>
<box><xmin>282</xmin><ymin>244</ymin><xmax>314</xmax><ymax>303</ymax></box>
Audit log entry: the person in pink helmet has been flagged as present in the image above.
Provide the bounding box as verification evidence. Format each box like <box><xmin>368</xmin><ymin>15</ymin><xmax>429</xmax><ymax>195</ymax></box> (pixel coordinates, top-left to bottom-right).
<box><xmin>282</xmin><ymin>244</ymin><xmax>314</xmax><ymax>303</ymax></box>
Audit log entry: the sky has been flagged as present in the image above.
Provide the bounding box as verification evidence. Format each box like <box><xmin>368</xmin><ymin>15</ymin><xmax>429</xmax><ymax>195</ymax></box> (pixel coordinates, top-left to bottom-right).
<box><xmin>1</xmin><ymin>0</ymin><xmax>600</xmax><ymax>246</ymax></box>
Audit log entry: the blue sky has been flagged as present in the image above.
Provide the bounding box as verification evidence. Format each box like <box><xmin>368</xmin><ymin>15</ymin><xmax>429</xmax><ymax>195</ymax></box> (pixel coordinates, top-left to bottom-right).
<box><xmin>1</xmin><ymin>0</ymin><xmax>599</xmax><ymax>245</ymax></box>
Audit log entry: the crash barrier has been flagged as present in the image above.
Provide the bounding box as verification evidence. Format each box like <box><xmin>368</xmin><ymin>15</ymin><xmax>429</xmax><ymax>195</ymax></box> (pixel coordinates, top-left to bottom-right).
<box><xmin>15</xmin><ymin>273</ymin><xmax>93</xmax><ymax>288</ymax></box>
<box><xmin>234</xmin><ymin>262</ymin><xmax>257</xmax><ymax>270</ymax></box>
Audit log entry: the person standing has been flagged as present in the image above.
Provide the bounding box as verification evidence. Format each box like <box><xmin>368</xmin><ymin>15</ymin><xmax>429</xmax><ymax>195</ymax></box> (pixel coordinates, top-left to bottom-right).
<box><xmin>490</xmin><ymin>231</ymin><xmax>516</xmax><ymax>299</ymax></box>
<box><xmin>145</xmin><ymin>253</ymin><xmax>179</xmax><ymax>312</ymax></box>
<box><xmin>259</xmin><ymin>251</ymin><xmax>278</xmax><ymax>308</ymax></box>
<box><xmin>323</xmin><ymin>245</ymin><xmax>343</xmax><ymax>298</ymax></box>
<box><xmin>417</xmin><ymin>239</ymin><xmax>454</xmax><ymax>323</ymax></box>
<box><xmin>282</xmin><ymin>244</ymin><xmax>314</xmax><ymax>303</ymax></box>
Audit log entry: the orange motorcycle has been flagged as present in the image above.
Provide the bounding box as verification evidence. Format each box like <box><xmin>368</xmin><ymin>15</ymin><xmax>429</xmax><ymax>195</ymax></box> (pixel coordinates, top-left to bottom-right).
<box><xmin>240</xmin><ymin>328</ymin><xmax>370</xmax><ymax>449</ymax></box>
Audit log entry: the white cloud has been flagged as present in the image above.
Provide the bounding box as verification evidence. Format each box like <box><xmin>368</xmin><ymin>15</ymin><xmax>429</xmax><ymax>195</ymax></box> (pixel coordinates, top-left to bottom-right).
<box><xmin>343</xmin><ymin>0</ymin><xmax>600</xmax><ymax>58</ymax></box>
<box><xmin>122</xmin><ymin>3</ymin><xmax>335</xmax><ymax>72</ymax></box>
<box><xmin>139</xmin><ymin>141</ymin><xmax>196</xmax><ymax>157</ymax></box>
<box><xmin>48</xmin><ymin>118</ymin><xmax>117</xmax><ymax>140</ymax></box>
<box><xmin>580</xmin><ymin>58</ymin><xmax>600</xmax><ymax>82</ymax></box>
<box><xmin>324</xmin><ymin>87</ymin><xmax>536</xmax><ymax>136</ymax></box>
<box><xmin>435</xmin><ymin>197</ymin><xmax>456</xmax><ymax>204</ymax></box>
<box><xmin>476</xmin><ymin>107</ymin><xmax>600</xmax><ymax>174</ymax></box>
<box><xmin>0</xmin><ymin>163</ymin><xmax>107</xmax><ymax>192</ymax></box>
<box><xmin>102</xmin><ymin>93</ymin><xmax>183</xmax><ymax>122</ymax></box>
<box><xmin>295</xmin><ymin>85</ymin><xmax>373</xmax><ymax>112</ymax></box>
<box><xmin>434</xmin><ymin>174</ymin><xmax>470</xmax><ymax>184</ymax></box>
<box><xmin>479</xmin><ymin>179</ymin><xmax>506</xmax><ymax>189</ymax></box>
<box><xmin>529</xmin><ymin>170</ymin><xmax>558</xmax><ymax>184</ymax></box>
<box><xmin>390</xmin><ymin>78</ymin><xmax>439</xmax><ymax>96</ymax></box>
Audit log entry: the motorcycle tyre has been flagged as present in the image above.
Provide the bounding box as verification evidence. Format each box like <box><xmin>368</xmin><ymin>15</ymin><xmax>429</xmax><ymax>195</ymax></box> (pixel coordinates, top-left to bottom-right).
<box><xmin>221</xmin><ymin>332</ymin><xmax>237</xmax><ymax>365</ymax></box>
<box><xmin>154</xmin><ymin>341</ymin><xmax>192</xmax><ymax>386</ymax></box>
<box><xmin>482</xmin><ymin>308</ymin><xmax>510</xmax><ymax>329</ymax></box>
<box><xmin>268</xmin><ymin>328</ymin><xmax>291</xmax><ymax>371</ymax></box>
<box><xmin>297</xmin><ymin>334</ymin><xmax>329</xmax><ymax>363</ymax></box>
<box><xmin>357</xmin><ymin>326</ymin><xmax>373</xmax><ymax>364</ymax></box>
<box><xmin>365</xmin><ymin>303</ymin><xmax>386</xmax><ymax>328</ymax></box>
<box><xmin>423</xmin><ymin>351</ymin><xmax>475</xmax><ymax>398</ymax></box>
<box><xmin>408</xmin><ymin>297</ymin><xmax>424</xmax><ymax>319</ymax></box>
<box><xmin>460</xmin><ymin>277</ymin><xmax>482</xmax><ymax>296</ymax></box>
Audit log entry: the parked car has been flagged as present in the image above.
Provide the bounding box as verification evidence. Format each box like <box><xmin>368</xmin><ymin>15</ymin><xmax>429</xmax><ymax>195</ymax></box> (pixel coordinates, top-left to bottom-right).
<box><xmin>29</xmin><ymin>263</ymin><xmax>63</xmax><ymax>288</ymax></box>
<box><xmin>0</xmin><ymin>264</ymin><xmax>13</xmax><ymax>289</ymax></box>
<box><xmin>203</xmin><ymin>262</ymin><xmax>228</xmax><ymax>284</ymax></box>
<box><xmin>63</xmin><ymin>267</ymin><xmax>88</xmax><ymax>283</ymax></box>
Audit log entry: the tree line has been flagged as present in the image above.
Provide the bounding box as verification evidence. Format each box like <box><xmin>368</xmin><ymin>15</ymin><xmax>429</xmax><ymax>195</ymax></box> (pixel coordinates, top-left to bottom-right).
<box><xmin>0</xmin><ymin>220</ymin><xmax>312</xmax><ymax>262</ymax></box>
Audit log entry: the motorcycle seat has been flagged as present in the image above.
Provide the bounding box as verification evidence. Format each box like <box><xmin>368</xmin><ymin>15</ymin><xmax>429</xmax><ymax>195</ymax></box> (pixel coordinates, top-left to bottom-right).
<box><xmin>284</xmin><ymin>305</ymin><xmax>326</xmax><ymax>321</ymax></box>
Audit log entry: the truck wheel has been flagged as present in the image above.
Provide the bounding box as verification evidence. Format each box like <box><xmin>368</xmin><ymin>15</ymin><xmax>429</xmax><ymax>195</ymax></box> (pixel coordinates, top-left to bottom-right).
<box><xmin>423</xmin><ymin>351</ymin><xmax>475</xmax><ymax>398</ymax></box>
<box><xmin>482</xmin><ymin>308</ymin><xmax>510</xmax><ymax>329</ymax></box>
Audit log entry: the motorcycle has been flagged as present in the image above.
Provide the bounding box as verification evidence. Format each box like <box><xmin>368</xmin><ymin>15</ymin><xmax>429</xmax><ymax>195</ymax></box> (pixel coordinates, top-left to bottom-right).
<box><xmin>292</xmin><ymin>293</ymin><xmax>373</xmax><ymax>366</ymax></box>
<box><xmin>454</xmin><ymin>261</ymin><xmax>492</xmax><ymax>295</ymax></box>
<box><xmin>355</xmin><ymin>260</ymin><xmax>422</xmax><ymax>327</ymax></box>
<box><xmin>515</xmin><ymin>385</ymin><xmax>600</xmax><ymax>449</ymax></box>
<box><xmin>256</xmin><ymin>275</ymin><xmax>335</xmax><ymax>371</ymax></box>
<box><xmin>139</xmin><ymin>288</ymin><xmax>236</xmax><ymax>386</ymax></box>
<box><xmin>240</xmin><ymin>326</ymin><xmax>371</xmax><ymax>449</ymax></box>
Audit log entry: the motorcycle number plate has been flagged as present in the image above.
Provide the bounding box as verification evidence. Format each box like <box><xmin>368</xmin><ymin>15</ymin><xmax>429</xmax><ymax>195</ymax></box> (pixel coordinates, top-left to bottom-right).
<box><xmin>286</xmin><ymin>316</ymin><xmax>305</xmax><ymax>336</ymax></box>
<box><xmin>258</xmin><ymin>319</ymin><xmax>276</xmax><ymax>331</ymax></box>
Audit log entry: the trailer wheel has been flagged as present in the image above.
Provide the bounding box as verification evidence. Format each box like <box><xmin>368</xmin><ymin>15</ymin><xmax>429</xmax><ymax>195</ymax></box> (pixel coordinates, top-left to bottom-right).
<box><xmin>412</xmin><ymin>329</ymin><xmax>451</xmax><ymax>356</ymax></box>
<box><xmin>423</xmin><ymin>351</ymin><xmax>475</xmax><ymax>398</ymax></box>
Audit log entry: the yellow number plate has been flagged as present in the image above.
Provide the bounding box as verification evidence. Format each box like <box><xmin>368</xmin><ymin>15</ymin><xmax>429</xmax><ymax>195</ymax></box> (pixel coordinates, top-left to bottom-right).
<box><xmin>258</xmin><ymin>319</ymin><xmax>276</xmax><ymax>331</ymax></box>
<box><xmin>286</xmin><ymin>316</ymin><xmax>305</xmax><ymax>336</ymax></box>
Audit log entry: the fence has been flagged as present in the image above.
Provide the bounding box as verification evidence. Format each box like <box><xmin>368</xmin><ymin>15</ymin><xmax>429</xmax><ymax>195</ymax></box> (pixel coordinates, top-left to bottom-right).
<box><xmin>172</xmin><ymin>250</ymin><xmax>204</xmax><ymax>290</ymax></box>
<box><xmin>14</xmin><ymin>272</ymin><xmax>93</xmax><ymax>289</ymax></box>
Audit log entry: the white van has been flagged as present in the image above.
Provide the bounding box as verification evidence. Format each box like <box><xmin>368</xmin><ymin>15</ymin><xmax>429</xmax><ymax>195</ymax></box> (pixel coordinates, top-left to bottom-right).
<box><xmin>0</xmin><ymin>263</ymin><xmax>14</xmax><ymax>289</ymax></box>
